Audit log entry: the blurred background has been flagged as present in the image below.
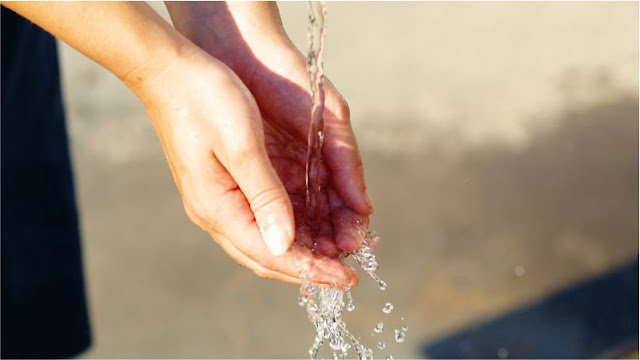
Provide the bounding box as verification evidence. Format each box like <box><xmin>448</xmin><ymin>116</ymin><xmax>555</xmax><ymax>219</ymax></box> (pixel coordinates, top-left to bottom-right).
<box><xmin>57</xmin><ymin>2</ymin><xmax>638</xmax><ymax>358</ymax></box>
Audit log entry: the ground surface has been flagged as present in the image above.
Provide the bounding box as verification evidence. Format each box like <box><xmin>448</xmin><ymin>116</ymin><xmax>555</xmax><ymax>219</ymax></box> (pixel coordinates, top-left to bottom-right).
<box><xmin>57</xmin><ymin>2</ymin><xmax>638</xmax><ymax>358</ymax></box>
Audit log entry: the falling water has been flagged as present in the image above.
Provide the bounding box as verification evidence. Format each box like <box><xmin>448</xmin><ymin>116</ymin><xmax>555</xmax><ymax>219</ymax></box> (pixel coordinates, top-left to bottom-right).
<box><xmin>299</xmin><ymin>2</ymin><xmax>405</xmax><ymax>359</ymax></box>
<box><xmin>304</xmin><ymin>0</ymin><xmax>327</xmax><ymax>238</ymax></box>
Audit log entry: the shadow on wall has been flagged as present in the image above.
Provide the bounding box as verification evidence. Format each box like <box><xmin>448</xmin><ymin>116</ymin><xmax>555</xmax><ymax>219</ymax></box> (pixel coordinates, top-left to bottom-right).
<box><xmin>363</xmin><ymin>93</ymin><xmax>638</xmax><ymax>357</ymax></box>
<box><xmin>367</xmin><ymin>93</ymin><xmax>638</xmax><ymax>268</ymax></box>
<box><xmin>421</xmin><ymin>258</ymin><xmax>638</xmax><ymax>359</ymax></box>
<box><xmin>450</xmin><ymin>94</ymin><xmax>639</xmax><ymax>263</ymax></box>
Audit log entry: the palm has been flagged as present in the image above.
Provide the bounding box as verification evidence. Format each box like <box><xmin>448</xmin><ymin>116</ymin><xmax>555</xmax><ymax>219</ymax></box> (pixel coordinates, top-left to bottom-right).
<box><xmin>239</xmin><ymin>38</ymin><xmax>372</xmax><ymax>257</ymax></box>
<box><xmin>263</xmin><ymin>116</ymin><xmax>364</xmax><ymax>257</ymax></box>
<box><xmin>173</xmin><ymin>6</ymin><xmax>373</xmax><ymax>257</ymax></box>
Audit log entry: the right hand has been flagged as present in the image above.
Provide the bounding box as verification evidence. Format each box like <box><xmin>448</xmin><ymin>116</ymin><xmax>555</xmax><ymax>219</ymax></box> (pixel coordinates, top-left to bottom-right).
<box><xmin>135</xmin><ymin>46</ymin><xmax>358</xmax><ymax>287</ymax></box>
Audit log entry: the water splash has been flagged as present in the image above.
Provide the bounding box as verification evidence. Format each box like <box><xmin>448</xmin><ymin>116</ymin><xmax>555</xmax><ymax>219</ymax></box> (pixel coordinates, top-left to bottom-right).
<box><xmin>346</xmin><ymin>290</ymin><xmax>355</xmax><ymax>312</ymax></box>
<box><xmin>374</xmin><ymin>322</ymin><xmax>384</xmax><ymax>333</ymax></box>
<box><xmin>304</xmin><ymin>0</ymin><xmax>327</xmax><ymax>237</ymax></box>
<box><xmin>299</xmin><ymin>2</ymin><xmax>400</xmax><ymax>359</ymax></box>
<box><xmin>352</xmin><ymin>231</ymin><xmax>388</xmax><ymax>292</ymax></box>
<box><xmin>382</xmin><ymin>302</ymin><xmax>394</xmax><ymax>314</ymax></box>
<box><xmin>299</xmin><ymin>232</ymin><xmax>384</xmax><ymax>359</ymax></box>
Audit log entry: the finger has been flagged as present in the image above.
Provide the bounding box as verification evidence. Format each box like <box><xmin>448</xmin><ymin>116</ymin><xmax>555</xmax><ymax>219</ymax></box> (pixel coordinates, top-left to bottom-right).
<box><xmin>289</xmin><ymin>193</ymin><xmax>312</xmax><ymax>248</ymax></box>
<box><xmin>316</xmin><ymin>235</ymin><xmax>339</xmax><ymax>258</ymax></box>
<box><xmin>182</xmin><ymin>154</ymin><xmax>356</xmax><ymax>286</ymax></box>
<box><xmin>316</xmin><ymin>188</ymin><xmax>339</xmax><ymax>257</ymax></box>
<box><xmin>322</xmin><ymin>81</ymin><xmax>374</xmax><ymax>216</ymax></box>
<box><xmin>329</xmin><ymin>187</ymin><xmax>369</xmax><ymax>253</ymax></box>
<box><xmin>245</xmin><ymin>53</ymin><xmax>373</xmax><ymax>216</ymax></box>
<box><xmin>214</xmin><ymin>232</ymin><xmax>303</xmax><ymax>284</ymax></box>
<box><xmin>227</xmin><ymin>220</ymin><xmax>358</xmax><ymax>287</ymax></box>
<box><xmin>289</xmin><ymin>177</ymin><xmax>338</xmax><ymax>257</ymax></box>
<box><xmin>332</xmin><ymin>209</ymin><xmax>368</xmax><ymax>253</ymax></box>
<box><xmin>211</xmin><ymin>98</ymin><xmax>295</xmax><ymax>257</ymax></box>
<box><xmin>251</xmin><ymin>60</ymin><xmax>374</xmax><ymax>216</ymax></box>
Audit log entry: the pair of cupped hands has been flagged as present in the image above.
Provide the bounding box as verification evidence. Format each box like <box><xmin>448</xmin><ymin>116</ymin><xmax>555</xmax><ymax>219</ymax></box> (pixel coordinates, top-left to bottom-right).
<box><xmin>140</xmin><ymin>3</ymin><xmax>373</xmax><ymax>287</ymax></box>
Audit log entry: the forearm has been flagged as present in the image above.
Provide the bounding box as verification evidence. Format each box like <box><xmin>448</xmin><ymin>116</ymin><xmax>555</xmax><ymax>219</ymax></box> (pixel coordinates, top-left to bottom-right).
<box><xmin>3</xmin><ymin>1</ymin><xmax>191</xmax><ymax>93</ymax></box>
<box><xmin>165</xmin><ymin>2</ymin><xmax>287</xmax><ymax>44</ymax></box>
<box><xmin>164</xmin><ymin>2</ymin><xmax>295</xmax><ymax>73</ymax></box>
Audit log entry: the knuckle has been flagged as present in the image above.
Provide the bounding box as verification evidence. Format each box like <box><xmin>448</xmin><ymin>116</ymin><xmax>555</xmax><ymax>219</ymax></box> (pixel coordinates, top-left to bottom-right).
<box><xmin>249</xmin><ymin>187</ymin><xmax>288</xmax><ymax>215</ymax></box>
<box><xmin>183</xmin><ymin>198</ymin><xmax>221</xmax><ymax>231</ymax></box>
<box><xmin>183</xmin><ymin>202</ymin><xmax>200</xmax><ymax>223</ymax></box>
<box><xmin>226</xmin><ymin>138</ymin><xmax>262</xmax><ymax>164</ymax></box>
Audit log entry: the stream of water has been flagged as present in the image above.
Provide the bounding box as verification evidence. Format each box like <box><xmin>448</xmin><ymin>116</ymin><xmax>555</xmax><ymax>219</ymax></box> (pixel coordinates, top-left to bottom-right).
<box><xmin>304</xmin><ymin>1</ymin><xmax>327</xmax><ymax>238</ymax></box>
<box><xmin>299</xmin><ymin>1</ymin><xmax>404</xmax><ymax>359</ymax></box>
<box><xmin>299</xmin><ymin>2</ymin><xmax>406</xmax><ymax>359</ymax></box>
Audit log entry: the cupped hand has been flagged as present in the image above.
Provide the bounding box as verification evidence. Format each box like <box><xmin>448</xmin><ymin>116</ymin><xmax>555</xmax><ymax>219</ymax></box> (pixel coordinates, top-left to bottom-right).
<box><xmin>166</xmin><ymin>2</ymin><xmax>375</xmax><ymax>259</ymax></box>
<box><xmin>137</xmin><ymin>47</ymin><xmax>358</xmax><ymax>286</ymax></box>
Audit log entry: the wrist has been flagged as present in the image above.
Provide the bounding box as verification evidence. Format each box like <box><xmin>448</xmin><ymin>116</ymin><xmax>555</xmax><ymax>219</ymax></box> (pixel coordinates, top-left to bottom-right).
<box><xmin>130</xmin><ymin>42</ymin><xmax>198</xmax><ymax>106</ymax></box>
<box><xmin>165</xmin><ymin>2</ymin><xmax>293</xmax><ymax>58</ymax></box>
<box><xmin>119</xmin><ymin>31</ymin><xmax>197</xmax><ymax>99</ymax></box>
<box><xmin>132</xmin><ymin>42</ymin><xmax>242</xmax><ymax>117</ymax></box>
<box><xmin>1</xmin><ymin>1</ymin><xmax>202</xmax><ymax>100</ymax></box>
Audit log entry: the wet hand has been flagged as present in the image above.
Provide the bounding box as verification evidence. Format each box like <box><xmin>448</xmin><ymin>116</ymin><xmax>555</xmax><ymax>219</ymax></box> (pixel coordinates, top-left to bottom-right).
<box><xmin>166</xmin><ymin>2</ymin><xmax>375</xmax><ymax>258</ymax></box>
<box><xmin>136</xmin><ymin>47</ymin><xmax>357</xmax><ymax>286</ymax></box>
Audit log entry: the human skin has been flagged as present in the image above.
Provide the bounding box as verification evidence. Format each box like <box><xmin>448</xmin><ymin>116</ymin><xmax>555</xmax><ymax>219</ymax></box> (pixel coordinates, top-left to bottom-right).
<box><xmin>164</xmin><ymin>2</ymin><xmax>374</xmax><ymax>251</ymax></box>
<box><xmin>3</xmin><ymin>1</ymin><xmax>371</xmax><ymax>287</ymax></box>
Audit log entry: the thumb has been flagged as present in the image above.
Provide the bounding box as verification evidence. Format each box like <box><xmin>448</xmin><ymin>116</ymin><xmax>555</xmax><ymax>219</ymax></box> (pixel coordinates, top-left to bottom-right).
<box><xmin>219</xmin><ymin>139</ymin><xmax>295</xmax><ymax>256</ymax></box>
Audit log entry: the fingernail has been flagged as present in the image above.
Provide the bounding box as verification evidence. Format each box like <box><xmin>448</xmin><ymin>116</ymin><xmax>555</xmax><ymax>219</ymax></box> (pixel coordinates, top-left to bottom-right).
<box><xmin>262</xmin><ymin>223</ymin><xmax>290</xmax><ymax>256</ymax></box>
<box><xmin>364</xmin><ymin>189</ymin><xmax>375</xmax><ymax>211</ymax></box>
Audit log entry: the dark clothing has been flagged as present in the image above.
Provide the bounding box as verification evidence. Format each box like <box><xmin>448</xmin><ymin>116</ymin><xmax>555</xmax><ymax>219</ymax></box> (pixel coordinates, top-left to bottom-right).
<box><xmin>1</xmin><ymin>6</ymin><xmax>91</xmax><ymax>358</ymax></box>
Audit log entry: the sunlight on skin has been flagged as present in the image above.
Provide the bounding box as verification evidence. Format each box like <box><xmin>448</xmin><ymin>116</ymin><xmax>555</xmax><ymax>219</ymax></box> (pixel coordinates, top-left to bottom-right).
<box><xmin>3</xmin><ymin>1</ymin><xmax>369</xmax><ymax>289</ymax></box>
<box><xmin>164</xmin><ymin>2</ymin><xmax>373</xmax><ymax>285</ymax></box>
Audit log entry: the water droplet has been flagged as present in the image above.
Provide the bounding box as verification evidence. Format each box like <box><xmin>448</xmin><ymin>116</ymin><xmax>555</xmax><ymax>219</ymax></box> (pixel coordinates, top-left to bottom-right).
<box><xmin>304</xmin><ymin>283</ymin><xmax>317</xmax><ymax>295</ymax></box>
<box><xmin>330</xmin><ymin>336</ymin><xmax>344</xmax><ymax>351</ymax></box>
<box><xmin>394</xmin><ymin>329</ymin><xmax>406</xmax><ymax>343</ymax></box>
<box><xmin>378</xmin><ymin>279</ymin><xmax>388</xmax><ymax>291</ymax></box>
<box><xmin>374</xmin><ymin>322</ymin><xmax>384</xmax><ymax>333</ymax></box>
<box><xmin>514</xmin><ymin>265</ymin><xmax>525</xmax><ymax>277</ymax></box>
<box><xmin>361</xmin><ymin>348</ymin><xmax>373</xmax><ymax>360</ymax></box>
<box><xmin>386</xmin><ymin>356</ymin><xmax>394</xmax><ymax>360</ymax></box>
<box><xmin>498</xmin><ymin>347</ymin><xmax>509</xmax><ymax>359</ymax></box>
<box><xmin>383</xmin><ymin>302</ymin><xmax>394</xmax><ymax>314</ymax></box>
<box><xmin>300</xmin><ymin>4</ymin><xmax>394</xmax><ymax>359</ymax></box>
<box><xmin>377</xmin><ymin>341</ymin><xmax>386</xmax><ymax>350</ymax></box>
<box><xmin>346</xmin><ymin>290</ymin><xmax>355</xmax><ymax>312</ymax></box>
<box><xmin>308</xmin><ymin>303</ymin><xmax>318</xmax><ymax>314</ymax></box>
<box><xmin>298</xmin><ymin>297</ymin><xmax>308</xmax><ymax>306</ymax></box>
<box><xmin>309</xmin><ymin>336</ymin><xmax>323</xmax><ymax>358</ymax></box>
<box><xmin>402</xmin><ymin>325</ymin><xmax>408</xmax><ymax>332</ymax></box>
